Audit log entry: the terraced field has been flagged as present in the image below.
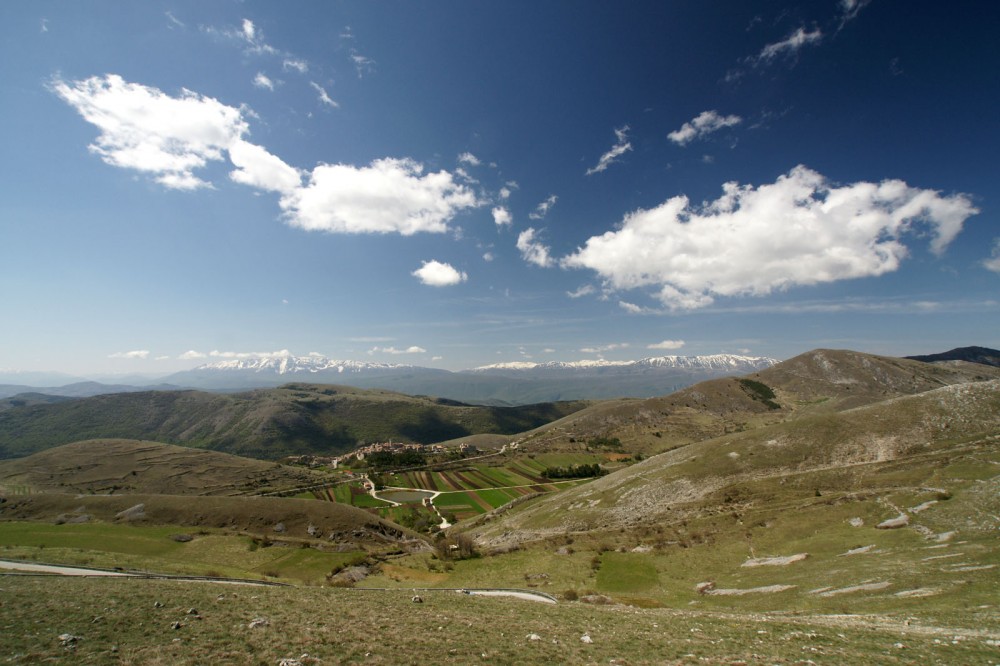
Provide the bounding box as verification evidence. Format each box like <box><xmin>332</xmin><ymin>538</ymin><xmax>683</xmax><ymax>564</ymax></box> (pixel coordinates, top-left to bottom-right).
<box><xmin>308</xmin><ymin>455</ymin><xmax>609</xmax><ymax>523</ymax></box>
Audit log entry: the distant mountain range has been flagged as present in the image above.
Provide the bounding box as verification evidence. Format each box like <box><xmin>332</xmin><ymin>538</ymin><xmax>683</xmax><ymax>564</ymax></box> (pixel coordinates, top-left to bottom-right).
<box><xmin>3</xmin><ymin>347</ymin><xmax>996</xmax><ymax>405</ymax></box>
<box><xmin>155</xmin><ymin>353</ymin><xmax>779</xmax><ymax>404</ymax></box>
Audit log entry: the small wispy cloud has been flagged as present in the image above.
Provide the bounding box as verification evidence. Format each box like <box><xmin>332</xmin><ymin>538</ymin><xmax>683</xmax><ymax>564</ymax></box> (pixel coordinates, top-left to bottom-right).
<box><xmin>309</xmin><ymin>82</ymin><xmax>339</xmax><ymax>108</ymax></box>
<box><xmin>350</xmin><ymin>49</ymin><xmax>376</xmax><ymax>78</ymax></box>
<box><xmin>458</xmin><ymin>152</ymin><xmax>481</xmax><ymax>166</ymax></box>
<box><xmin>567</xmin><ymin>284</ymin><xmax>595</xmax><ymax>299</ymax></box>
<box><xmin>586</xmin><ymin>125</ymin><xmax>632</xmax><ymax>175</ymax></box>
<box><xmin>368</xmin><ymin>345</ymin><xmax>427</xmax><ymax>355</ymax></box>
<box><xmin>528</xmin><ymin>194</ymin><xmax>557</xmax><ymax>220</ymax></box>
<box><xmin>580</xmin><ymin>343</ymin><xmax>629</xmax><ymax>354</ymax></box>
<box><xmin>178</xmin><ymin>350</ymin><xmax>207</xmax><ymax>360</ymax></box>
<box><xmin>108</xmin><ymin>350</ymin><xmax>150</xmax><ymax>359</ymax></box>
<box><xmin>983</xmin><ymin>239</ymin><xmax>1000</xmax><ymax>274</ymax></box>
<box><xmin>283</xmin><ymin>58</ymin><xmax>308</xmax><ymax>74</ymax></box>
<box><xmin>647</xmin><ymin>339</ymin><xmax>685</xmax><ymax>350</ymax></box>
<box><xmin>755</xmin><ymin>27</ymin><xmax>823</xmax><ymax>64</ymax></box>
<box><xmin>668</xmin><ymin>110</ymin><xmax>742</xmax><ymax>146</ymax></box>
<box><xmin>253</xmin><ymin>72</ymin><xmax>275</xmax><ymax>91</ymax></box>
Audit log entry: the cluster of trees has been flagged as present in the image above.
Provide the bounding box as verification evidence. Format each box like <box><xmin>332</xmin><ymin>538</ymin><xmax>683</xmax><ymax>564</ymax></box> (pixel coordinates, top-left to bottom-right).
<box><xmin>541</xmin><ymin>463</ymin><xmax>605</xmax><ymax>479</ymax></box>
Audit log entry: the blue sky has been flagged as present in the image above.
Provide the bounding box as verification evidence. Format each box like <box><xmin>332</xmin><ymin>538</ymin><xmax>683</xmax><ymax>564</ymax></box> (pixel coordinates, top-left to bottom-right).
<box><xmin>2</xmin><ymin>1</ymin><xmax>998</xmax><ymax>377</ymax></box>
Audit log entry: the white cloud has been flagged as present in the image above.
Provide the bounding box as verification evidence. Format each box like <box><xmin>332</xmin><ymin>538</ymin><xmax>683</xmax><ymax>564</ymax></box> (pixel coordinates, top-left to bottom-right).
<box><xmin>529</xmin><ymin>194</ymin><xmax>558</xmax><ymax>220</ymax></box>
<box><xmin>108</xmin><ymin>350</ymin><xmax>150</xmax><ymax>359</ymax></box>
<box><xmin>619</xmin><ymin>301</ymin><xmax>659</xmax><ymax>315</ymax></box>
<box><xmin>756</xmin><ymin>27</ymin><xmax>823</xmax><ymax>63</ymax></box>
<box><xmin>281</xmin><ymin>158</ymin><xmax>480</xmax><ymax>235</ymax></box>
<box><xmin>492</xmin><ymin>206</ymin><xmax>512</xmax><ymax>227</ymax></box>
<box><xmin>253</xmin><ymin>72</ymin><xmax>275</xmax><ymax>91</ymax></box>
<box><xmin>178</xmin><ymin>350</ymin><xmax>207</xmax><ymax>360</ymax></box>
<box><xmin>209</xmin><ymin>349</ymin><xmax>291</xmax><ymax>359</ymax></box>
<box><xmin>839</xmin><ymin>0</ymin><xmax>872</xmax><ymax>27</ymax></box>
<box><xmin>458</xmin><ymin>152</ymin><xmax>481</xmax><ymax>166</ymax></box>
<box><xmin>155</xmin><ymin>355</ymin><xmax>170</xmax><ymax>361</ymax></box>
<box><xmin>983</xmin><ymin>240</ymin><xmax>1000</xmax><ymax>273</ymax></box>
<box><xmin>517</xmin><ymin>228</ymin><xmax>554</xmax><ymax>267</ymax></box>
<box><xmin>283</xmin><ymin>58</ymin><xmax>308</xmax><ymax>73</ymax></box>
<box><xmin>228</xmin><ymin>139</ymin><xmax>302</xmax><ymax>194</ymax></box>
<box><xmin>668</xmin><ymin>110</ymin><xmax>742</xmax><ymax>146</ymax></box>
<box><xmin>586</xmin><ymin>125</ymin><xmax>632</xmax><ymax>175</ymax></box>
<box><xmin>241</xmin><ymin>18</ymin><xmax>256</xmax><ymax>42</ymax></box>
<box><xmin>563</xmin><ymin>165</ymin><xmax>978</xmax><ymax>310</ymax></box>
<box><xmin>55</xmin><ymin>75</ymin><xmax>479</xmax><ymax>237</ymax></box>
<box><xmin>648</xmin><ymin>340</ymin><xmax>685</xmax><ymax>350</ymax></box>
<box><xmin>52</xmin><ymin>74</ymin><xmax>248</xmax><ymax>190</ymax></box>
<box><xmin>412</xmin><ymin>260</ymin><xmax>468</xmax><ymax>287</ymax></box>
<box><xmin>368</xmin><ymin>346</ymin><xmax>427</xmax><ymax>355</ymax></box>
<box><xmin>165</xmin><ymin>11</ymin><xmax>183</xmax><ymax>29</ymax></box>
<box><xmin>580</xmin><ymin>343</ymin><xmax>629</xmax><ymax>354</ymax></box>
<box><xmin>309</xmin><ymin>82</ymin><xmax>339</xmax><ymax>108</ymax></box>
<box><xmin>567</xmin><ymin>285</ymin><xmax>595</xmax><ymax>299</ymax></box>
<box><xmin>482</xmin><ymin>252</ymin><xmax>494</xmax><ymax>262</ymax></box>
<box><xmin>499</xmin><ymin>187</ymin><xmax>512</xmax><ymax>200</ymax></box>
<box><xmin>350</xmin><ymin>50</ymin><xmax>376</xmax><ymax>78</ymax></box>
<box><xmin>40</xmin><ymin>18</ymin><xmax>49</xmax><ymax>32</ymax></box>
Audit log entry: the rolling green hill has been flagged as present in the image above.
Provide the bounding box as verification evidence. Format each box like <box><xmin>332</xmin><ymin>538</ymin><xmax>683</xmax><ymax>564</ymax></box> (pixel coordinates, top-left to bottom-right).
<box><xmin>0</xmin><ymin>439</ymin><xmax>327</xmax><ymax>496</ymax></box>
<box><xmin>0</xmin><ymin>383</ymin><xmax>590</xmax><ymax>460</ymax></box>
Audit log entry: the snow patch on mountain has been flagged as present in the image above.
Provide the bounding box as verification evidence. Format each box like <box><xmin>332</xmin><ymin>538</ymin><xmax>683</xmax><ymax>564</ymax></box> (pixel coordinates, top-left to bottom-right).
<box><xmin>471</xmin><ymin>354</ymin><xmax>777</xmax><ymax>373</ymax></box>
<box><xmin>194</xmin><ymin>355</ymin><xmax>413</xmax><ymax>375</ymax></box>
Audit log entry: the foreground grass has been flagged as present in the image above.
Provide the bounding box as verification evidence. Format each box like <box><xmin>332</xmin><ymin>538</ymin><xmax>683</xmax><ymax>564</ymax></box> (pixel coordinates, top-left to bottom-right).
<box><xmin>2</xmin><ymin>576</ymin><xmax>999</xmax><ymax>665</ymax></box>
<box><xmin>0</xmin><ymin>523</ymin><xmax>364</xmax><ymax>584</ymax></box>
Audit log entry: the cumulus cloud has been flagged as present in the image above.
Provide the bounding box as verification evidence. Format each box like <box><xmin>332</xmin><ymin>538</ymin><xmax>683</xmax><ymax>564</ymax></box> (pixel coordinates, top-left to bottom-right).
<box><xmin>586</xmin><ymin>125</ymin><xmax>632</xmax><ymax>175</ymax></box>
<box><xmin>309</xmin><ymin>82</ymin><xmax>339</xmax><ymax>108</ymax></box>
<box><xmin>368</xmin><ymin>345</ymin><xmax>427</xmax><ymax>355</ymax></box>
<box><xmin>281</xmin><ymin>158</ymin><xmax>479</xmax><ymax>234</ymax></box>
<box><xmin>648</xmin><ymin>340</ymin><xmax>685</xmax><ymax>350</ymax></box>
<box><xmin>178</xmin><ymin>350</ymin><xmax>207</xmax><ymax>360</ymax></box>
<box><xmin>412</xmin><ymin>260</ymin><xmax>468</xmax><ymax>286</ymax></box>
<box><xmin>55</xmin><ymin>75</ymin><xmax>479</xmax><ymax>236</ymax></box>
<box><xmin>529</xmin><ymin>194</ymin><xmax>558</xmax><ymax>220</ymax></box>
<box><xmin>563</xmin><ymin>165</ymin><xmax>978</xmax><ymax>310</ymax></box>
<box><xmin>253</xmin><ymin>72</ymin><xmax>275</xmax><ymax>90</ymax></box>
<box><xmin>108</xmin><ymin>350</ymin><xmax>150</xmax><ymax>359</ymax></box>
<box><xmin>983</xmin><ymin>240</ymin><xmax>1000</xmax><ymax>273</ymax></box>
<box><xmin>458</xmin><ymin>152</ymin><xmax>481</xmax><ymax>166</ymax></box>
<box><xmin>228</xmin><ymin>139</ymin><xmax>302</xmax><ymax>193</ymax></box>
<box><xmin>492</xmin><ymin>206</ymin><xmax>512</xmax><ymax>227</ymax></box>
<box><xmin>517</xmin><ymin>228</ymin><xmax>554</xmax><ymax>267</ymax></box>
<box><xmin>755</xmin><ymin>27</ymin><xmax>823</xmax><ymax>63</ymax></box>
<box><xmin>52</xmin><ymin>74</ymin><xmax>248</xmax><ymax>190</ymax></box>
<box><xmin>668</xmin><ymin>110</ymin><xmax>742</xmax><ymax>146</ymax></box>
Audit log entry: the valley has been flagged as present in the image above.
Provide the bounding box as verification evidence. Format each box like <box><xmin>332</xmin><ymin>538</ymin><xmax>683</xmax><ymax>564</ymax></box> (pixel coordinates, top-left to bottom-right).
<box><xmin>1</xmin><ymin>348</ymin><xmax>998</xmax><ymax>663</ymax></box>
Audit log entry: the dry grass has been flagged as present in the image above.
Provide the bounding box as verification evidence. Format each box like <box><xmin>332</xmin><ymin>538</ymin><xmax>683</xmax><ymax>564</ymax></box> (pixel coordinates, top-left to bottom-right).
<box><xmin>3</xmin><ymin>576</ymin><xmax>998</xmax><ymax>664</ymax></box>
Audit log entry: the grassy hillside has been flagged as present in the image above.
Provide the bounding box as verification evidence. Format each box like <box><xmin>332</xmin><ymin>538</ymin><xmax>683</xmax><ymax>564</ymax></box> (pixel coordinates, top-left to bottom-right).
<box><xmin>469</xmin><ymin>379</ymin><xmax>1000</xmax><ymax>544</ymax></box>
<box><xmin>3</xmin><ymin>577</ymin><xmax>997</xmax><ymax>664</ymax></box>
<box><xmin>0</xmin><ymin>439</ymin><xmax>327</xmax><ymax>496</ymax></box>
<box><xmin>0</xmin><ymin>383</ymin><xmax>589</xmax><ymax>460</ymax></box>
<box><xmin>509</xmin><ymin>349</ymin><xmax>1000</xmax><ymax>456</ymax></box>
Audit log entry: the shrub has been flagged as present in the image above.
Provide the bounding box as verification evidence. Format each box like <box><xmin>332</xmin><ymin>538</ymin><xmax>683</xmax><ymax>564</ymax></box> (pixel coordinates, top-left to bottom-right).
<box><xmin>563</xmin><ymin>589</ymin><xmax>579</xmax><ymax>601</ymax></box>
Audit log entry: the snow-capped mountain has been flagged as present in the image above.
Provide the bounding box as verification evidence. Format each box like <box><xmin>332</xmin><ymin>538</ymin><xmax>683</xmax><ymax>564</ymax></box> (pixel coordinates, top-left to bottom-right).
<box><xmin>197</xmin><ymin>355</ymin><xmax>413</xmax><ymax>375</ymax></box>
<box><xmin>470</xmin><ymin>354</ymin><xmax>778</xmax><ymax>375</ymax></box>
<box><xmin>158</xmin><ymin>353</ymin><xmax>779</xmax><ymax>404</ymax></box>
